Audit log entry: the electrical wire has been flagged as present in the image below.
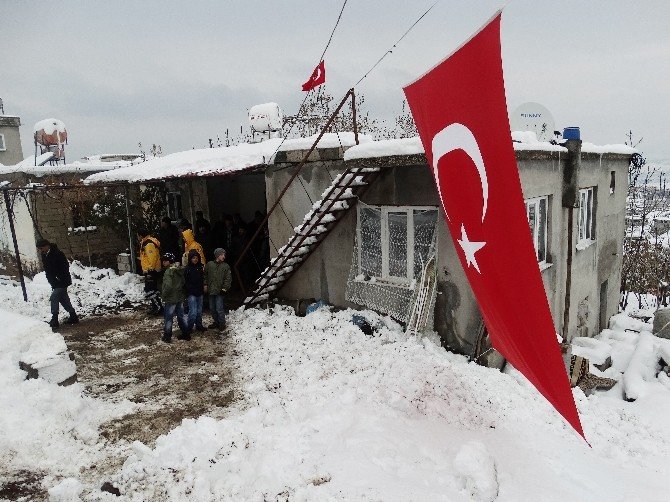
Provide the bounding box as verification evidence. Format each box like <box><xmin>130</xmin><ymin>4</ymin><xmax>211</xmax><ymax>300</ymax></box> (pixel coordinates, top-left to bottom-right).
<box><xmin>354</xmin><ymin>1</ymin><xmax>439</xmax><ymax>87</ymax></box>
<box><xmin>269</xmin><ymin>0</ymin><xmax>350</xmax><ymax>161</ymax></box>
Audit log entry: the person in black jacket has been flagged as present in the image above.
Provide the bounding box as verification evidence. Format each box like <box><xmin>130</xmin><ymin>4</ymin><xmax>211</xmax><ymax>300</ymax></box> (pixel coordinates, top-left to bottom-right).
<box><xmin>36</xmin><ymin>238</ymin><xmax>79</xmax><ymax>328</ymax></box>
<box><xmin>158</xmin><ymin>217</ymin><xmax>180</xmax><ymax>258</ymax></box>
<box><xmin>184</xmin><ymin>248</ymin><xmax>207</xmax><ymax>332</ymax></box>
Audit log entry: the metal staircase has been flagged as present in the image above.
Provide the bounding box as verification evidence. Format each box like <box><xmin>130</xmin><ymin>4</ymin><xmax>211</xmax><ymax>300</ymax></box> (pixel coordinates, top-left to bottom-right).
<box><xmin>243</xmin><ymin>165</ymin><xmax>380</xmax><ymax>306</ymax></box>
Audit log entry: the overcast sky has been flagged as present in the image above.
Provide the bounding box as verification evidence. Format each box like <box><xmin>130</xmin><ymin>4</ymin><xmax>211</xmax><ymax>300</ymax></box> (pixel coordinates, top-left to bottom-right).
<box><xmin>2</xmin><ymin>1</ymin><xmax>668</xmax><ymax>163</ymax></box>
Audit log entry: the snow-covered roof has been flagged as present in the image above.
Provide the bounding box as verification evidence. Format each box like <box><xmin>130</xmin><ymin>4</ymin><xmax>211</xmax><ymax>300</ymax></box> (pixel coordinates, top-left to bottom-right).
<box><xmin>344</xmin><ymin>130</ymin><xmax>636</xmax><ymax>161</ymax></box>
<box><xmin>0</xmin><ymin>153</ymin><xmax>136</xmax><ymax>177</ymax></box>
<box><xmin>85</xmin><ymin>133</ymin><xmax>371</xmax><ymax>185</ymax></box>
<box><xmin>85</xmin><ymin>138</ymin><xmax>285</xmax><ymax>184</ymax></box>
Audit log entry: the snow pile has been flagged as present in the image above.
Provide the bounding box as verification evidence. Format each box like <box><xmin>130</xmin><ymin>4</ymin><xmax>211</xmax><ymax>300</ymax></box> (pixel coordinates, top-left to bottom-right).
<box><xmin>279</xmin><ymin>132</ymin><xmax>372</xmax><ymax>151</ymax></box>
<box><xmin>0</xmin><ymin>153</ymin><xmax>133</xmax><ymax>176</ymax></box>
<box><xmin>511</xmin><ymin>130</ymin><xmax>566</xmax><ymax>152</ymax></box>
<box><xmin>111</xmin><ymin>306</ymin><xmax>670</xmax><ymax>500</ymax></box>
<box><xmin>582</xmin><ymin>142</ymin><xmax>637</xmax><ymax>155</ymax></box>
<box><xmin>344</xmin><ymin>131</ymin><xmax>635</xmax><ymax>161</ymax></box>
<box><xmin>0</xmin><ymin>261</ymin><xmax>144</xmax><ymax>321</ymax></box>
<box><xmin>33</xmin><ymin>118</ymin><xmax>66</xmax><ymax>135</ymax></box>
<box><xmin>343</xmin><ymin>136</ymin><xmax>423</xmax><ymax>161</ymax></box>
<box><xmin>591</xmin><ymin>313</ymin><xmax>670</xmax><ymax>401</ymax></box>
<box><xmin>0</xmin><ymin>308</ymin><xmax>134</xmax><ymax>480</ymax></box>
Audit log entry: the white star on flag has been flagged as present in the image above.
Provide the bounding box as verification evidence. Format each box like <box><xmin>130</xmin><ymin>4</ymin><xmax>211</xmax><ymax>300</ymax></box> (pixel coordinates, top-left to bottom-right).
<box><xmin>457</xmin><ymin>224</ymin><xmax>486</xmax><ymax>273</ymax></box>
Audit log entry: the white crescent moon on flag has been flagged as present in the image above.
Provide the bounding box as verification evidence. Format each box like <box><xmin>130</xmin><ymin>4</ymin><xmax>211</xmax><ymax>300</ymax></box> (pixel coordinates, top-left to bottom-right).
<box><xmin>314</xmin><ymin>67</ymin><xmax>322</xmax><ymax>81</ymax></box>
<box><xmin>431</xmin><ymin>123</ymin><xmax>489</xmax><ymax>223</ymax></box>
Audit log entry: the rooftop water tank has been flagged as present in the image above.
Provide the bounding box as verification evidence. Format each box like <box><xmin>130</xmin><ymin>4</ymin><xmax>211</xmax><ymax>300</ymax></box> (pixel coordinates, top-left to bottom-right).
<box><xmin>248</xmin><ymin>102</ymin><xmax>283</xmax><ymax>134</ymax></box>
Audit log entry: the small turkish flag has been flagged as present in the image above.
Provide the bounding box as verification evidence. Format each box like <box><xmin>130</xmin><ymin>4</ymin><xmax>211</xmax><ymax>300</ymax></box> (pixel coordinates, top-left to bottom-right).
<box><xmin>404</xmin><ymin>12</ymin><xmax>585</xmax><ymax>439</ymax></box>
<box><xmin>302</xmin><ymin>60</ymin><xmax>326</xmax><ymax>91</ymax></box>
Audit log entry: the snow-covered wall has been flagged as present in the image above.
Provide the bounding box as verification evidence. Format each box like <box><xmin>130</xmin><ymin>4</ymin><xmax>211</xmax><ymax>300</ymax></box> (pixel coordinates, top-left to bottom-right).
<box><xmin>0</xmin><ymin>187</ymin><xmax>40</xmax><ymax>273</ymax></box>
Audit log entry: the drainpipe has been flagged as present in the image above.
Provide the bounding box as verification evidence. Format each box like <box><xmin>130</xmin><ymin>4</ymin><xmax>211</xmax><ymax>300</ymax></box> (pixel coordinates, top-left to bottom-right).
<box><xmin>188</xmin><ymin>180</ymin><xmax>196</xmax><ymax>227</ymax></box>
<box><xmin>561</xmin><ymin>127</ymin><xmax>582</xmax><ymax>341</ymax></box>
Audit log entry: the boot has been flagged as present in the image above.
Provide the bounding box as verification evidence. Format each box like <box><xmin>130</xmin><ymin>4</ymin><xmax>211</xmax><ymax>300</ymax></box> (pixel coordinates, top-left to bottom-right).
<box><xmin>177</xmin><ymin>331</ymin><xmax>192</xmax><ymax>341</ymax></box>
<box><xmin>64</xmin><ymin>313</ymin><xmax>79</xmax><ymax>325</ymax></box>
<box><xmin>48</xmin><ymin>316</ymin><xmax>59</xmax><ymax>328</ymax></box>
<box><xmin>196</xmin><ymin>325</ymin><xmax>207</xmax><ymax>332</ymax></box>
<box><xmin>161</xmin><ymin>332</ymin><xmax>172</xmax><ymax>343</ymax></box>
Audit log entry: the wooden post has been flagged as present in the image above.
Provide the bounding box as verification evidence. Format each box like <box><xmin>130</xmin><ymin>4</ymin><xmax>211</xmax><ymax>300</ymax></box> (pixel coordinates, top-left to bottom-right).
<box><xmin>124</xmin><ymin>185</ymin><xmax>137</xmax><ymax>274</ymax></box>
<box><xmin>3</xmin><ymin>189</ymin><xmax>28</xmax><ymax>302</ymax></box>
<box><xmin>188</xmin><ymin>180</ymin><xmax>196</xmax><ymax>226</ymax></box>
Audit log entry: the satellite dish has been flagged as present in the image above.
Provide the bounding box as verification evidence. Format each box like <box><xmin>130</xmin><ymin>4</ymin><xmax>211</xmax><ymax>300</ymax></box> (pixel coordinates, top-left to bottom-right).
<box><xmin>510</xmin><ymin>102</ymin><xmax>555</xmax><ymax>142</ymax></box>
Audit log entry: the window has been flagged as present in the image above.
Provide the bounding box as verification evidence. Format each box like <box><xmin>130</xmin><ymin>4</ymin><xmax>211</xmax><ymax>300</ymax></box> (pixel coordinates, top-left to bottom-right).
<box><xmin>166</xmin><ymin>192</ymin><xmax>183</xmax><ymax>221</ymax></box>
<box><xmin>0</xmin><ymin>134</ymin><xmax>6</xmax><ymax>151</ymax></box>
<box><xmin>357</xmin><ymin>205</ymin><xmax>438</xmax><ymax>284</ymax></box>
<box><xmin>578</xmin><ymin>187</ymin><xmax>596</xmax><ymax>244</ymax></box>
<box><xmin>610</xmin><ymin>171</ymin><xmax>616</xmax><ymax>195</ymax></box>
<box><xmin>525</xmin><ymin>196</ymin><xmax>549</xmax><ymax>264</ymax></box>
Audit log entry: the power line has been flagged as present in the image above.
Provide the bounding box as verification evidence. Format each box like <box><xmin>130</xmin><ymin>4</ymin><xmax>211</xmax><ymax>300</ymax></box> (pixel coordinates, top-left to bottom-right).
<box><xmin>354</xmin><ymin>1</ymin><xmax>438</xmax><ymax>87</ymax></box>
<box><xmin>269</xmin><ymin>0</ymin><xmax>350</xmax><ymax>162</ymax></box>
<box><xmin>319</xmin><ymin>0</ymin><xmax>349</xmax><ymax>62</ymax></box>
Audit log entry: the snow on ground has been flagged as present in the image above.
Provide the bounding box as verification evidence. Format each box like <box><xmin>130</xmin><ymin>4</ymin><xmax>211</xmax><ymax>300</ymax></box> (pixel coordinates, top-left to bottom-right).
<box><xmin>2</xmin><ymin>261</ymin><xmax>669</xmax><ymax>500</ymax></box>
<box><xmin>0</xmin><ymin>308</ymin><xmax>135</xmax><ymax>488</ymax></box>
<box><xmin>0</xmin><ymin>260</ymin><xmax>144</xmax><ymax>321</ymax></box>
<box><xmin>111</xmin><ymin>306</ymin><xmax>670</xmax><ymax>501</ymax></box>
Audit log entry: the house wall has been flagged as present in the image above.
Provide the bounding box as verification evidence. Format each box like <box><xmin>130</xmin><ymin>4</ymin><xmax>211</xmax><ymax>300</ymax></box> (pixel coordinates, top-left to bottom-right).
<box><xmin>0</xmin><ymin>174</ymin><xmax>40</xmax><ymax>273</ymax></box>
<box><xmin>0</xmin><ymin>116</ymin><xmax>24</xmax><ymax>166</ymax></box>
<box><xmin>32</xmin><ymin>188</ymin><xmax>128</xmax><ymax>269</ymax></box>
<box><xmin>266</xmin><ymin>158</ymin><xmax>350</xmax><ymax>302</ymax></box>
<box><xmin>567</xmin><ymin>152</ymin><xmax>629</xmax><ymax>340</ymax></box>
<box><xmin>265</xmin><ymin>147</ymin><xmax>631</xmax><ymax>357</ymax></box>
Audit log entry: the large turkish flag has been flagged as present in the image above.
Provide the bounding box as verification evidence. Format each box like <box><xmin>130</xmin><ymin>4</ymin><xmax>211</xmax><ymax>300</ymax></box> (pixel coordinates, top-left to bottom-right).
<box><xmin>403</xmin><ymin>12</ymin><xmax>584</xmax><ymax>439</ymax></box>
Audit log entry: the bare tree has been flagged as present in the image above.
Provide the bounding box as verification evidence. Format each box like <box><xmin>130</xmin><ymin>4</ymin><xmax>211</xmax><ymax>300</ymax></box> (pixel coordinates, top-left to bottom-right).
<box><xmin>621</xmin><ymin>132</ymin><xmax>670</xmax><ymax>310</ymax></box>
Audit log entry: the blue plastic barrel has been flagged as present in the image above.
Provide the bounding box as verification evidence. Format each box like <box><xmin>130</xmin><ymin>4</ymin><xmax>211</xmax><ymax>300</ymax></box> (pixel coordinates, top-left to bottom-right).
<box><xmin>563</xmin><ymin>127</ymin><xmax>581</xmax><ymax>140</ymax></box>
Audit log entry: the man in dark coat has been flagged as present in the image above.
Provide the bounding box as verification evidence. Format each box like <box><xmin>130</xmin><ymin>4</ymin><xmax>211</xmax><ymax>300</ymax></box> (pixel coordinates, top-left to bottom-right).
<box><xmin>158</xmin><ymin>216</ymin><xmax>180</xmax><ymax>258</ymax></box>
<box><xmin>36</xmin><ymin>238</ymin><xmax>79</xmax><ymax>328</ymax></box>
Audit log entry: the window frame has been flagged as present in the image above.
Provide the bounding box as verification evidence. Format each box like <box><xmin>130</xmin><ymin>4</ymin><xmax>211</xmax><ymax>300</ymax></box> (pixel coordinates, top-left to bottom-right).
<box><xmin>357</xmin><ymin>205</ymin><xmax>438</xmax><ymax>286</ymax></box>
<box><xmin>577</xmin><ymin>186</ymin><xmax>596</xmax><ymax>246</ymax></box>
<box><xmin>525</xmin><ymin>195</ymin><xmax>549</xmax><ymax>266</ymax></box>
<box><xmin>0</xmin><ymin>133</ymin><xmax>6</xmax><ymax>151</ymax></box>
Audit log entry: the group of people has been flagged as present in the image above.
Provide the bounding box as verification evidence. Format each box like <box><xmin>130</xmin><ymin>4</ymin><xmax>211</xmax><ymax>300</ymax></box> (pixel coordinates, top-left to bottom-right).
<box><xmin>192</xmin><ymin>210</ymin><xmax>270</xmax><ymax>282</ymax></box>
<box><xmin>33</xmin><ymin>210</ymin><xmax>257</xmax><ymax>343</ymax></box>
<box><xmin>138</xmin><ymin>216</ymin><xmax>233</xmax><ymax>343</ymax></box>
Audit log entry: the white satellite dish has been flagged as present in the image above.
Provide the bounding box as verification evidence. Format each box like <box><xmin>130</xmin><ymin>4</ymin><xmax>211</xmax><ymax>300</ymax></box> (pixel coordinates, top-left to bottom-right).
<box><xmin>510</xmin><ymin>102</ymin><xmax>555</xmax><ymax>142</ymax></box>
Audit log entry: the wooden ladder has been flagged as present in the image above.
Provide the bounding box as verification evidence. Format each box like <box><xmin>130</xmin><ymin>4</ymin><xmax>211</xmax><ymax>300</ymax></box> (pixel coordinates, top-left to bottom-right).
<box><xmin>244</xmin><ymin>165</ymin><xmax>380</xmax><ymax>307</ymax></box>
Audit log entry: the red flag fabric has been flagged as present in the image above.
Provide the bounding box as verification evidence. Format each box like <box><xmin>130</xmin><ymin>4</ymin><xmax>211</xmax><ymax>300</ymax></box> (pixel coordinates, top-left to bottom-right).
<box><xmin>403</xmin><ymin>12</ymin><xmax>584</xmax><ymax>439</ymax></box>
<box><xmin>302</xmin><ymin>60</ymin><xmax>326</xmax><ymax>91</ymax></box>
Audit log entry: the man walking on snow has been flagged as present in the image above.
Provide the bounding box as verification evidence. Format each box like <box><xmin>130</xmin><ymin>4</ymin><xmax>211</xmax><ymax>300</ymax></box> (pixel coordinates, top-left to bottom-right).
<box><xmin>36</xmin><ymin>238</ymin><xmax>79</xmax><ymax>328</ymax></box>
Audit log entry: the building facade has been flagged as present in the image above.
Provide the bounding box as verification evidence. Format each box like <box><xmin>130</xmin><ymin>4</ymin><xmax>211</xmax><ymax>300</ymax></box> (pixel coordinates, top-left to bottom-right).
<box><xmin>262</xmin><ymin>137</ymin><xmax>632</xmax><ymax>362</ymax></box>
<box><xmin>0</xmin><ymin>115</ymin><xmax>23</xmax><ymax>167</ymax></box>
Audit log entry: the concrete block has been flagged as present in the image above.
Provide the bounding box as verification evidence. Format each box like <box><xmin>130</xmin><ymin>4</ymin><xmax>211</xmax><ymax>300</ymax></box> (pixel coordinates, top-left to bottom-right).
<box><xmin>19</xmin><ymin>352</ymin><xmax>77</xmax><ymax>386</ymax></box>
<box><xmin>117</xmin><ymin>253</ymin><xmax>132</xmax><ymax>274</ymax></box>
<box><xmin>653</xmin><ymin>308</ymin><xmax>670</xmax><ymax>339</ymax></box>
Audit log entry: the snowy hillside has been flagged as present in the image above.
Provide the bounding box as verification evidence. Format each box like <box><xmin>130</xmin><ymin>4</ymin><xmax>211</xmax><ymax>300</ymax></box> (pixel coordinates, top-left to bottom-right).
<box><xmin>110</xmin><ymin>306</ymin><xmax>670</xmax><ymax>501</ymax></box>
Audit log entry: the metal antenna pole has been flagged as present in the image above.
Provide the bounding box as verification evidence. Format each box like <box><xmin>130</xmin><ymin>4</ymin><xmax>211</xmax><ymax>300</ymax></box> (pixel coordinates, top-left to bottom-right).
<box><xmin>124</xmin><ymin>185</ymin><xmax>137</xmax><ymax>274</ymax></box>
